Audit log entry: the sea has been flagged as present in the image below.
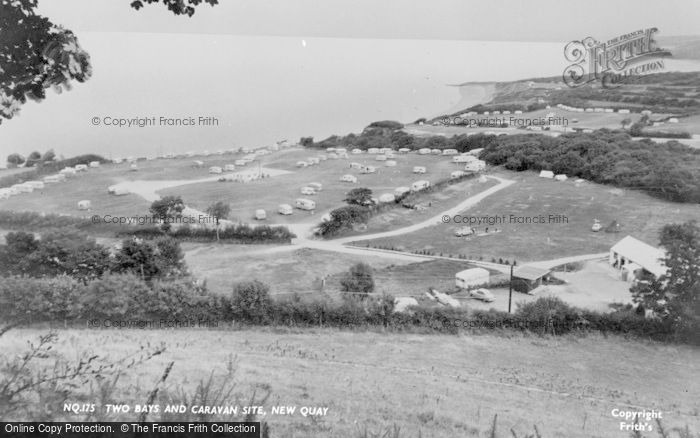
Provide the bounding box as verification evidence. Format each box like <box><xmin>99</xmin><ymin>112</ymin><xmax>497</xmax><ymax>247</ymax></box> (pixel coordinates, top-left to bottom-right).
<box><xmin>1</xmin><ymin>33</ymin><xmax>699</xmax><ymax>159</ymax></box>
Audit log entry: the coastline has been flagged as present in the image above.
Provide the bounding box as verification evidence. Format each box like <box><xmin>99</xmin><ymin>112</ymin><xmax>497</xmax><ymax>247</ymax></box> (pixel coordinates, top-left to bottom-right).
<box><xmin>442</xmin><ymin>82</ymin><xmax>496</xmax><ymax>115</ymax></box>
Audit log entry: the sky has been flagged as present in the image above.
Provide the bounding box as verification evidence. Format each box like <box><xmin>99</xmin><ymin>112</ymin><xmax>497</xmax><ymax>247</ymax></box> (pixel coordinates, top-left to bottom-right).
<box><xmin>39</xmin><ymin>0</ymin><xmax>700</xmax><ymax>42</ymax></box>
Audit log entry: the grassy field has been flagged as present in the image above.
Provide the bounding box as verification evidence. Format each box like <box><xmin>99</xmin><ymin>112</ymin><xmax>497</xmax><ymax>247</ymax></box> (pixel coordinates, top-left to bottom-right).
<box><xmin>361</xmin><ymin>169</ymin><xmax>700</xmax><ymax>263</ymax></box>
<box><xmin>0</xmin><ymin>147</ymin><xmax>472</xmax><ymax>225</ymax></box>
<box><xmin>160</xmin><ymin>148</ymin><xmax>466</xmax><ymax>223</ymax></box>
<box><xmin>182</xmin><ymin>245</ymin><xmax>421</xmax><ymax>297</ymax></box>
<box><xmin>2</xmin><ymin>327</ymin><xmax>698</xmax><ymax>437</ymax></box>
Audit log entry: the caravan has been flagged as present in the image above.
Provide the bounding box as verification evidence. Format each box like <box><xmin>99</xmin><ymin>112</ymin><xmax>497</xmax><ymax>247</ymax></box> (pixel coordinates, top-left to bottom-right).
<box><xmin>411</xmin><ymin>180</ymin><xmax>430</xmax><ymax>191</ymax></box>
<box><xmin>295</xmin><ymin>198</ymin><xmax>316</xmax><ymax>211</ymax></box>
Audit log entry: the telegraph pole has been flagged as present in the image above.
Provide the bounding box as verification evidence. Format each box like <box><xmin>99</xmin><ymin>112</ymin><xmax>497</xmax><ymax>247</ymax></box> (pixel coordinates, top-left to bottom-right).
<box><xmin>508</xmin><ymin>264</ymin><xmax>513</xmax><ymax>313</ymax></box>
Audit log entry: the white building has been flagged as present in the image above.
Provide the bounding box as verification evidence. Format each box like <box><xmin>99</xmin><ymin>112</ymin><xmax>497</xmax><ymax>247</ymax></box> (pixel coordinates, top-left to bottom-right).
<box><xmin>455</xmin><ymin>268</ymin><xmax>490</xmax><ymax>289</ymax></box>
<box><xmin>609</xmin><ymin>236</ymin><xmax>666</xmax><ymax>281</ymax></box>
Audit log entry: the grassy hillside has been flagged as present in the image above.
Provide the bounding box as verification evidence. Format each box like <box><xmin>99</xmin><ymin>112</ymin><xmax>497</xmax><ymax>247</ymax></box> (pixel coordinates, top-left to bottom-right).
<box><xmin>446</xmin><ymin>71</ymin><xmax>700</xmax><ymax>117</ymax></box>
<box><xmin>2</xmin><ymin>328</ymin><xmax>698</xmax><ymax>437</ymax></box>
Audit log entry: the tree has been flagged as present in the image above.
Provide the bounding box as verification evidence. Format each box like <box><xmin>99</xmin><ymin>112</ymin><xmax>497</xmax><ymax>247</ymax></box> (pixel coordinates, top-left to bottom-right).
<box><xmin>6</xmin><ymin>153</ymin><xmax>25</xmax><ymax>167</ymax></box>
<box><xmin>317</xmin><ymin>205</ymin><xmax>371</xmax><ymax>236</ymax></box>
<box><xmin>25</xmin><ymin>151</ymin><xmax>42</xmax><ymax>167</ymax></box>
<box><xmin>0</xmin><ymin>1</ymin><xmax>91</xmax><ymax>124</ymax></box>
<box><xmin>112</xmin><ymin>237</ymin><xmax>187</xmax><ymax>281</ymax></box>
<box><xmin>41</xmin><ymin>149</ymin><xmax>55</xmax><ymax>162</ymax></box>
<box><xmin>340</xmin><ymin>263</ymin><xmax>375</xmax><ymax>297</ymax></box>
<box><xmin>7</xmin><ymin>230</ymin><xmax>112</xmax><ymax>283</ymax></box>
<box><xmin>1</xmin><ymin>0</ymin><xmax>217</xmax><ymax>124</ymax></box>
<box><xmin>205</xmin><ymin>201</ymin><xmax>231</xmax><ymax>241</ymax></box>
<box><xmin>230</xmin><ymin>280</ymin><xmax>272</xmax><ymax>323</ymax></box>
<box><xmin>344</xmin><ymin>188</ymin><xmax>373</xmax><ymax>206</ymax></box>
<box><xmin>632</xmin><ymin>221</ymin><xmax>699</xmax><ymax>338</ymax></box>
<box><xmin>620</xmin><ymin>118</ymin><xmax>632</xmax><ymax>129</ymax></box>
<box><xmin>300</xmin><ymin>136</ymin><xmax>314</xmax><ymax>147</ymax></box>
<box><xmin>149</xmin><ymin>195</ymin><xmax>185</xmax><ymax>232</ymax></box>
<box><xmin>129</xmin><ymin>0</ymin><xmax>219</xmax><ymax>16</ymax></box>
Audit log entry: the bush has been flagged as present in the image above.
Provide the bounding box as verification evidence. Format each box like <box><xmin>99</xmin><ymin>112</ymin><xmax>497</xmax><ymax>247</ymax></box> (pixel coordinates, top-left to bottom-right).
<box><xmin>0</xmin><ymin>276</ymin><xmax>84</xmax><ymax>322</ymax></box>
<box><xmin>79</xmin><ymin>273</ymin><xmax>152</xmax><ymax>319</ymax></box>
<box><xmin>339</xmin><ymin>263</ymin><xmax>375</xmax><ymax>295</ymax></box>
<box><xmin>231</xmin><ymin>280</ymin><xmax>273</xmax><ymax>323</ymax></box>
<box><xmin>515</xmin><ymin>296</ymin><xmax>584</xmax><ymax>334</ymax></box>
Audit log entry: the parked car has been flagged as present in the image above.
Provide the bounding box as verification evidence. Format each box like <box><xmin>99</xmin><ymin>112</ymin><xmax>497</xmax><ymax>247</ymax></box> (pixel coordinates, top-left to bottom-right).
<box><xmin>278</xmin><ymin>204</ymin><xmax>293</xmax><ymax>215</ymax></box>
<box><xmin>454</xmin><ymin>227</ymin><xmax>475</xmax><ymax>237</ymax></box>
<box><xmin>469</xmin><ymin>288</ymin><xmax>495</xmax><ymax>302</ymax></box>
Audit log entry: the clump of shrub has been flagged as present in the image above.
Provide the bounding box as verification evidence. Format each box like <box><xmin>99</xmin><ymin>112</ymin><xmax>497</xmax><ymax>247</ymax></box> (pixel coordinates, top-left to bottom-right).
<box><xmin>230</xmin><ymin>280</ymin><xmax>273</xmax><ymax>324</ymax></box>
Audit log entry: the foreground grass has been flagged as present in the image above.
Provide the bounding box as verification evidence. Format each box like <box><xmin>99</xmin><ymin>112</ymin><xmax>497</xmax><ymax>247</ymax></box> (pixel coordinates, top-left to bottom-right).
<box><xmin>1</xmin><ymin>327</ymin><xmax>698</xmax><ymax>437</ymax></box>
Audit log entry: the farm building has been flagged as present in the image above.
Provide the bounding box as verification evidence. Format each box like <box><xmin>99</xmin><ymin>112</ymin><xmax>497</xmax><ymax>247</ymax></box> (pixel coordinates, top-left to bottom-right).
<box><xmin>367</xmin><ymin>148</ymin><xmax>380</xmax><ymax>154</ymax></box>
<box><xmin>554</xmin><ymin>174</ymin><xmax>568</xmax><ymax>181</ymax></box>
<box><xmin>668</xmin><ymin>118</ymin><xmax>679</xmax><ymax>123</ymax></box>
<box><xmin>351</xmin><ymin>149</ymin><xmax>363</xmax><ymax>154</ymax></box>
<box><xmin>539</xmin><ymin>170</ymin><xmax>554</xmax><ymax>179</ymax></box>
<box><xmin>609</xmin><ymin>236</ymin><xmax>666</xmax><ymax>281</ymax></box>
<box><xmin>431</xmin><ymin>149</ymin><xmax>442</xmax><ymax>155</ymax></box>
<box><xmin>89</xmin><ymin>161</ymin><xmax>100</xmax><ymax>168</ymax></box>
<box><xmin>398</xmin><ymin>148</ymin><xmax>411</xmax><ymax>153</ymax></box>
<box><xmin>77</xmin><ymin>200</ymin><xmax>91</xmax><ymax>210</ymax></box>
<box><xmin>224</xmin><ymin>164</ymin><xmax>236</xmax><ymax>171</ymax></box>
<box><xmin>455</xmin><ymin>268</ymin><xmax>490</xmax><ymax>289</ymax></box>
<box><xmin>417</xmin><ymin>148</ymin><xmax>431</xmax><ymax>155</ymax></box>
<box><xmin>514</xmin><ymin>110</ymin><xmax>522</xmax><ymax>114</ymax></box>
<box><xmin>512</xmin><ymin>265</ymin><xmax>551</xmax><ymax>293</ymax></box>
<box><xmin>255</xmin><ymin>209</ymin><xmax>267</xmax><ymax>220</ymax></box>
<box><xmin>60</xmin><ymin>167</ymin><xmax>76</xmax><ymax>176</ymax></box>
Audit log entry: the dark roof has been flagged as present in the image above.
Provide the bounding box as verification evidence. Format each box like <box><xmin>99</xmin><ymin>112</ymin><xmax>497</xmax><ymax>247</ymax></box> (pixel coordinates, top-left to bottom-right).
<box><xmin>513</xmin><ymin>265</ymin><xmax>550</xmax><ymax>281</ymax></box>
